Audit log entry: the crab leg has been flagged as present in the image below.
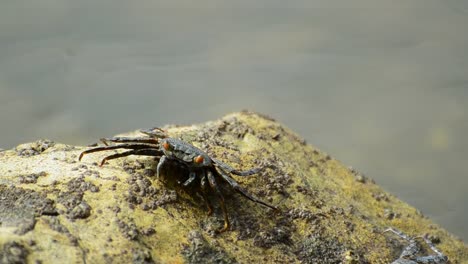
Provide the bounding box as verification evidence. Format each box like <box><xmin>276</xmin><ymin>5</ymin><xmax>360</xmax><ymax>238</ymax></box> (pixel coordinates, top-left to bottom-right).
<box><xmin>182</xmin><ymin>172</ymin><xmax>197</xmax><ymax>187</ymax></box>
<box><xmin>207</xmin><ymin>170</ymin><xmax>229</xmax><ymax>233</ymax></box>
<box><xmin>216</xmin><ymin>168</ymin><xmax>278</xmax><ymax>212</ymax></box>
<box><xmin>99</xmin><ymin>149</ymin><xmax>162</xmax><ymax>166</ymax></box>
<box><xmin>200</xmin><ymin>172</ymin><xmax>213</xmax><ymax>216</ymax></box>
<box><xmin>384</xmin><ymin>228</ymin><xmax>420</xmax><ymax>258</ymax></box>
<box><xmin>156</xmin><ymin>155</ymin><xmax>168</xmax><ymax>179</ymax></box>
<box><xmin>384</xmin><ymin>228</ymin><xmax>448</xmax><ymax>263</ymax></box>
<box><xmin>213</xmin><ymin>158</ymin><xmax>262</xmax><ymax>176</ymax></box>
<box><xmin>140</xmin><ymin>127</ymin><xmax>168</xmax><ymax>138</ymax></box>
<box><xmin>79</xmin><ymin>144</ymin><xmax>157</xmax><ymax>161</ymax></box>
<box><xmin>101</xmin><ymin>137</ymin><xmax>159</xmax><ymax>145</ymax></box>
<box><xmin>417</xmin><ymin>237</ymin><xmax>448</xmax><ymax>263</ymax></box>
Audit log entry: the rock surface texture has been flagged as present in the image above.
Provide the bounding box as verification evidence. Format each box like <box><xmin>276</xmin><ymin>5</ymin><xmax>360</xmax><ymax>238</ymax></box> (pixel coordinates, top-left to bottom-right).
<box><xmin>0</xmin><ymin>111</ymin><xmax>467</xmax><ymax>263</ymax></box>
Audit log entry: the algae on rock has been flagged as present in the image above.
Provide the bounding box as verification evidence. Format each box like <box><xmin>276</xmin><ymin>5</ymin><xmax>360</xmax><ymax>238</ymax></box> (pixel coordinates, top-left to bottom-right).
<box><xmin>0</xmin><ymin>111</ymin><xmax>467</xmax><ymax>263</ymax></box>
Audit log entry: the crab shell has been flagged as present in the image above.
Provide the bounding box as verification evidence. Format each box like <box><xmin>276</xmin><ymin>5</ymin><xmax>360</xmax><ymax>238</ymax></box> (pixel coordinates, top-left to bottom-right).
<box><xmin>160</xmin><ymin>138</ymin><xmax>212</xmax><ymax>168</ymax></box>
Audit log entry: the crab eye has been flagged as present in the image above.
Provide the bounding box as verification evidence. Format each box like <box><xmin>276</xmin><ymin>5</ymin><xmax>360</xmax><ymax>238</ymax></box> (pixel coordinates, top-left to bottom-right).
<box><xmin>162</xmin><ymin>141</ymin><xmax>172</xmax><ymax>151</ymax></box>
<box><xmin>194</xmin><ymin>155</ymin><xmax>204</xmax><ymax>164</ymax></box>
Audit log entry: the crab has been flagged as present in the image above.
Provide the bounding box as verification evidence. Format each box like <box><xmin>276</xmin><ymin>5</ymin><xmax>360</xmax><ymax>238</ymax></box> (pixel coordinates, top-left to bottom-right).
<box><xmin>383</xmin><ymin>228</ymin><xmax>448</xmax><ymax>264</ymax></box>
<box><xmin>79</xmin><ymin>127</ymin><xmax>278</xmax><ymax>232</ymax></box>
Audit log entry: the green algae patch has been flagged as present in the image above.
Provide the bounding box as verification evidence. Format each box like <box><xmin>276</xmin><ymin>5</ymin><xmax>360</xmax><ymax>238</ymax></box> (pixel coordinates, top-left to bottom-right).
<box><xmin>0</xmin><ymin>111</ymin><xmax>467</xmax><ymax>263</ymax></box>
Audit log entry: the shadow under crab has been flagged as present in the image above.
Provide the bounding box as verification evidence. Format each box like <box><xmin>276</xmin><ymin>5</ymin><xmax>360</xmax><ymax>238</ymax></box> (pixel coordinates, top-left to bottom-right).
<box><xmin>79</xmin><ymin>127</ymin><xmax>279</xmax><ymax>232</ymax></box>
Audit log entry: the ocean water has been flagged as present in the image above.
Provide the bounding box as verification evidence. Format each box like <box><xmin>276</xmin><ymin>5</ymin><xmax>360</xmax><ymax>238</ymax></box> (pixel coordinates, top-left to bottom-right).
<box><xmin>1</xmin><ymin>1</ymin><xmax>467</xmax><ymax>241</ymax></box>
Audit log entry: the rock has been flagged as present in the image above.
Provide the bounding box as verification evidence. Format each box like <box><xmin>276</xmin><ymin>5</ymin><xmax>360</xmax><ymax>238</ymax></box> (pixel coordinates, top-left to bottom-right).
<box><xmin>0</xmin><ymin>111</ymin><xmax>467</xmax><ymax>263</ymax></box>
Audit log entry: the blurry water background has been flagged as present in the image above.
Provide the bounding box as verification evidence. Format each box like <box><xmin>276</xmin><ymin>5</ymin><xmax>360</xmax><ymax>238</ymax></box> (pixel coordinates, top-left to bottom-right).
<box><xmin>1</xmin><ymin>1</ymin><xmax>467</xmax><ymax>241</ymax></box>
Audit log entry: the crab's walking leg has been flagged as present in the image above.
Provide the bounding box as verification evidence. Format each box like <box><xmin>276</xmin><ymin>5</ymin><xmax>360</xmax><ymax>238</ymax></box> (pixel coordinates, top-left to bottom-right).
<box><xmin>213</xmin><ymin>158</ymin><xmax>262</xmax><ymax>176</ymax></box>
<box><xmin>200</xmin><ymin>173</ymin><xmax>213</xmax><ymax>216</ymax></box>
<box><xmin>79</xmin><ymin>144</ymin><xmax>156</xmax><ymax>161</ymax></box>
<box><xmin>414</xmin><ymin>237</ymin><xmax>448</xmax><ymax>263</ymax></box>
<box><xmin>383</xmin><ymin>228</ymin><xmax>412</xmax><ymax>240</ymax></box>
<box><xmin>207</xmin><ymin>170</ymin><xmax>229</xmax><ymax>233</ymax></box>
<box><xmin>200</xmin><ymin>173</ymin><xmax>213</xmax><ymax>215</ymax></box>
<box><xmin>101</xmin><ymin>137</ymin><xmax>159</xmax><ymax>145</ymax></box>
<box><xmin>99</xmin><ymin>149</ymin><xmax>163</xmax><ymax>166</ymax></box>
<box><xmin>384</xmin><ymin>228</ymin><xmax>420</xmax><ymax>259</ymax></box>
<box><xmin>182</xmin><ymin>172</ymin><xmax>197</xmax><ymax>187</ymax></box>
<box><xmin>156</xmin><ymin>155</ymin><xmax>168</xmax><ymax>179</ymax></box>
<box><xmin>422</xmin><ymin>236</ymin><xmax>447</xmax><ymax>259</ymax></box>
<box><xmin>230</xmin><ymin>168</ymin><xmax>262</xmax><ymax>176</ymax></box>
<box><xmin>414</xmin><ymin>255</ymin><xmax>448</xmax><ymax>264</ymax></box>
<box><xmin>217</xmin><ymin>168</ymin><xmax>279</xmax><ymax>212</ymax></box>
<box><xmin>201</xmin><ymin>192</ymin><xmax>214</xmax><ymax>216</ymax></box>
<box><xmin>140</xmin><ymin>128</ymin><xmax>168</xmax><ymax>138</ymax></box>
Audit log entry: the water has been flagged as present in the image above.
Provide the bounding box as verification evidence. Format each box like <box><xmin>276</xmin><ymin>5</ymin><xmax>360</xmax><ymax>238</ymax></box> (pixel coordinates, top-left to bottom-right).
<box><xmin>1</xmin><ymin>1</ymin><xmax>467</xmax><ymax>241</ymax></box>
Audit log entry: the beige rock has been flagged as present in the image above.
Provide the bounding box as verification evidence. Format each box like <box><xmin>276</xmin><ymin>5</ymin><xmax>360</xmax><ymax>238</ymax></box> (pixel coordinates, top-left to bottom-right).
<box><xmin>0</xmin><ymin>111</ymin><xmax>467</xmax><ymax>263</ymax></box>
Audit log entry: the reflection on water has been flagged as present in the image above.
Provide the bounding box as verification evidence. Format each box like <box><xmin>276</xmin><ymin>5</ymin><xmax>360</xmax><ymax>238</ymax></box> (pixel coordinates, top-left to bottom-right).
<box><xmin>1</xmin><ymin>1</ymin><xmax>467</xmax><ymax>241</ymax></box>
